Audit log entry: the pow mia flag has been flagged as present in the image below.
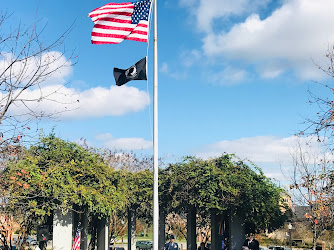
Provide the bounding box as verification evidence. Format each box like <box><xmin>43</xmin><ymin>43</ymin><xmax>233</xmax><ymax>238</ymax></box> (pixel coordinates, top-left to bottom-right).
<box><xmin>113</xmin><ymin>57</ymin><xmax>147</xmax><ymax>86</ymax></box>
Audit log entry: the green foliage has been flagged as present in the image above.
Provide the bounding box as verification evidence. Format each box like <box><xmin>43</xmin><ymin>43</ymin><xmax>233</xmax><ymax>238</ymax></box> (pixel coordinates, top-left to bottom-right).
<box><xmin>120</xmin><ymin>169</ymin><xmax>153</xmax><ymax>223</ymax></box>
<box><xmin>1</xmin><ymin>136</ymin><xmax>286</xmax><ymax>236</ymax></box>
<box><xmin>159</xmin><ymin>154</ymin><xmax>287</xmax><ymax>231</ymax></box>
<box><xmin>2</xmin><ymin>134</ymin><xmax>126</xmax><ymax>224</ymax></box>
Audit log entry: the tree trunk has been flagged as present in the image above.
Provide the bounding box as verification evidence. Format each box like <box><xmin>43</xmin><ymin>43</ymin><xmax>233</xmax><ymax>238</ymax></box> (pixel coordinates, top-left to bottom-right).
<box><xmin>89</xmin><ymin>216</ymin><xmax>97</xmax><ymax>250</ymax></box>
<box><xmin>312</xmin><ymin>226</ymin><xmax>317</xmax><ymax>250</ymax></box>
<box><xmin>187</xmin><ymin>205</ymin><xmax>197</xmax><ymax>250</ymax></box>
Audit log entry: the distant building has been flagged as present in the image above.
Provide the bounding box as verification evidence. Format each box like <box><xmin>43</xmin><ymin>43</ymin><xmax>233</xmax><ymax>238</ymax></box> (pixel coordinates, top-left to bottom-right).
<box><xmin>293</xmin><ymin>205</ymin><xmax>310</xmax><ymax>221</ymax></box>
<box><xmin>280</xmin><ymin>192</ymin><xmax>293</xmax><ymax>213</ymax></box>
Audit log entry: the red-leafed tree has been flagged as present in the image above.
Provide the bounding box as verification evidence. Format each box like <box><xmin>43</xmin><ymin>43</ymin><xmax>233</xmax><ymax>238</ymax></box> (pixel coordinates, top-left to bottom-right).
<box><xmin>0</xmin><ymin>214</ymin><xmax>15</xmax><ymax>249</ymax></box>
<box><xmin>294</xmin><ymin>45</ymin><xmax>334</xmax><ymax>249</ymax></box>
<box><xmin>290</xmin><ymin>138</ymin><xmax>334</xmax><ymax>250</ymax></box>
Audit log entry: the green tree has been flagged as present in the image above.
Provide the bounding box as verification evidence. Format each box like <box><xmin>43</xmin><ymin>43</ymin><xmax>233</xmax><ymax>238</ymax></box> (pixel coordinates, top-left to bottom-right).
<box><xmin>82</xmin><ymin>145</ymin><xmax>155</xmax><ymax>242</ymax></box>
<box><xmin>127</xmin><ymin>169</ymin><xmax>153</xmax><ymax>223</ymax></box>
<box><xmin>1</xmin><ymin>134</ymin><xmax>126</xmax><ymax>242</ymax></box>
<box><xmin>160</xmin><ymin>155</ymin><xmax>287</xmax><ymax>233</ymax></box>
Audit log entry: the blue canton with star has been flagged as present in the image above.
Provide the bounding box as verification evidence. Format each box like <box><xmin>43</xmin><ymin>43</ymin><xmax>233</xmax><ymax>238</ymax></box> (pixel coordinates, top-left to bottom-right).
<box><xmin>131</xmin><ymin>0</ymin><xmax>151</xmax><ymax>24</ymax></box>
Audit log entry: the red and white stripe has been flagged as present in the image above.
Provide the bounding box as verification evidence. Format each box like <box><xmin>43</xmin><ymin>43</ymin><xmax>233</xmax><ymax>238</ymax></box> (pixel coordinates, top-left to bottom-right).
<box><xmin>71</xmin><ymin>233</ymin><xmax>80</xmax><ymax>250</ymax></box>
<box><xmin>89</xmin><ymin>2</ymin><xmax>148</xmax><ymax>44</ymax></box>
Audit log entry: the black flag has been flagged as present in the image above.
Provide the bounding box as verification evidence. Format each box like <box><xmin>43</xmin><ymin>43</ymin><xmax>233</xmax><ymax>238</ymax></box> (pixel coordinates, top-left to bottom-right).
<box><xmin>113</xmin><ymin>57</ymin><xmax>147</xmax><ymax>86</ymax></box>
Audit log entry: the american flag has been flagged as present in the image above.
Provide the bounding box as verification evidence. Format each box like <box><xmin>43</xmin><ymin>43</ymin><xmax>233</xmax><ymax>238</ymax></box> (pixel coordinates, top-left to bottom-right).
<box><xmin>71</xmin><ymin>225</ymin><xmax>81</xmax><ymax>250</ymax></box>
<box><xmin>89</xmin><ymin>0</ymin><xmax>152</xmax><ymax>44</ymax></box>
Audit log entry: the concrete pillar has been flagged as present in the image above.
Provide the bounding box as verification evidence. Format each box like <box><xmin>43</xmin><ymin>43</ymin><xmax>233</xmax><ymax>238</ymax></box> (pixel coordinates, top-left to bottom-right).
<box><xmin>211</xmin><ymin>209</ymin><xmax>221</xmax><ymax>250</ymax></box>
<box><xmin>128</xmin><ymin>207</ymin><xmax>136</xmax><ymax>250</ymax></box>
<box><xmin>97</xmin><ymin>218</ymin><xmax>109</xmax><ymax>250</ymax></box>
<box><xmin>53</xmin><ymin>209</ymin><xmax>73</xmax><ymax>250</ymax></box>
<box><xmin>159</xmin><ymin>210</ymin><xmax>166</xmax><ymax>250</ymax></box>
<box><xmin>187</xmin><ymin>205</ymin><xmax>197</xmax><ymax>250</ymax></box>
<box><xmin>229</xmin><ymin>211</ymin><xmax>245</xmax><ymax>250</ymax></box>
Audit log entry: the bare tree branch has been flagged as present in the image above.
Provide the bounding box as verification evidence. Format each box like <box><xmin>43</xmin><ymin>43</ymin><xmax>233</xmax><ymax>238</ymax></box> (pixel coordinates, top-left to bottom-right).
<box><xmin>0</xmin><ymin>12</ymin><xmax>78</xmax><ymax>151</ymax></box>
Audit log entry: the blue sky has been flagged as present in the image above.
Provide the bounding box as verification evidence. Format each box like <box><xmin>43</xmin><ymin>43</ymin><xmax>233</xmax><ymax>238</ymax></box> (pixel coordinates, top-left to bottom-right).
<box><xmin>2</xmin><ymin>0</ymin><xmax>334</xmax><ymax>183</ymax></box>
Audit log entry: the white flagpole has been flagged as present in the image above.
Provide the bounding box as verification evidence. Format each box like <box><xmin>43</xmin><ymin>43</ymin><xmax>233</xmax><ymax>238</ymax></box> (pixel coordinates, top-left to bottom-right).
<box><xmin>153</xmin><ymin>0</ymin><xmax>159</xmax><ymax>249</ymax></box>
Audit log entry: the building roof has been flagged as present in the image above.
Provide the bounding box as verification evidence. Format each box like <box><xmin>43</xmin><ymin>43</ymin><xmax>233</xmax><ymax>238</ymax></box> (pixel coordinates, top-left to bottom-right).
<box><xmin>293</xmin><ymin>206</ymin><xmax>310</xmax><ymax>221</ymax></box>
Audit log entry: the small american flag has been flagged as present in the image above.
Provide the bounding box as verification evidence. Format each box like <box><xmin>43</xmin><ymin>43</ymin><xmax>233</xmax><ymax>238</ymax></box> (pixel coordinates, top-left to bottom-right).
<box><xmin>71</xmin><ymin>224</ymin><xmax>81</xmax><ymax>250</ymax></box>
<box><xmin>89</xmin><ymin>0</ymin><xmax>152</xmax><ymax>44</ymax></box>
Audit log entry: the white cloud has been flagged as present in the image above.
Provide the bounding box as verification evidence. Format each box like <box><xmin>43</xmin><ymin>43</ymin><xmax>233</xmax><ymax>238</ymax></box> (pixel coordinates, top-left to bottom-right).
<box><xmin>209</xmin><ymin>66</ymin><xmax>247</xmax><ymax>85</ymax></box>
<box><xmin>194</xmin><ymin>135</ymin><xmax>332</xmax><ymax>181</ymax></box>
<box><xmin>195</xmin><ymin>136</ymin><xmax>294</xmax><ymax>163</ymax></box>
<box><xmin>160</xmin><ymin>62</ymin><xmax>187</xmax><ymax>80</ymax></box>
<box><xmin>258</xmin><ymin>61</ymin><xmax>287</xmax><ymax>79</ymax></box>
<box><xmin>0</xmin><ymin>51</ymin><xmax>72</xmax><ymax>86</ymax></box>
<box><xmin>96</xmin><ymin>133</ymin><xmax>152</xmax><ymax>150</ymax></box>
<box><xmin>181</xmin><ymin>49</ymin><xmax>202</xmax><ymax>67</ymax></box>
<box><xmin>1</xmin><ymin>50</ymin><xmax>150</xmax><ymax>119</ymax></box>
<box><xmin>160</xmin><ymin>63</ymin><xmax>169</xmax><ymax>73</ymax></box>
<box><xmin>74</xmin><ymin>85</ymin><xmax>150</xmax><ymax>117</ymax></box>
<box><xmin>180</xmin><ymin>0</ymin><xmax>334</xmax><ymax>80</ymax></box>
<box><xmin>180</xmin><ymin>0</ymin><xmax>271</xmax><ymax>32</ymax></box>
<box><xmin>7</xmin><ymin>84</ymin><xmax>150</xmax><ymax>119</ymax></box>
<box><xmin>201</xmin><ymin>0</ymin><xmax>334</xmax><ymax>79</ymax></box>
<box><xmin>265</xmin><ymin>170</ymin><xmax>289</xmax><ymax>182</ymax></box>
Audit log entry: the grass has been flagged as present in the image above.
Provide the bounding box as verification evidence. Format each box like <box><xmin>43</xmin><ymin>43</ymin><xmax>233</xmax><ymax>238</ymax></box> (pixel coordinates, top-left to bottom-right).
<box><xmin>114</xmin><ymin>234</ymin><xmax>152</xmax><ymax>244</ymax></box>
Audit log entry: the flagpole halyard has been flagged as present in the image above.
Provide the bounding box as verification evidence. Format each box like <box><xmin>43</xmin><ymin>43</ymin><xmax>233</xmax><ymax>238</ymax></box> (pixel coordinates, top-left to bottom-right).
<box><xmin>153</xmin><ymin>0</ymin><xmax>159</xmax><ymax>249</ymax></box>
